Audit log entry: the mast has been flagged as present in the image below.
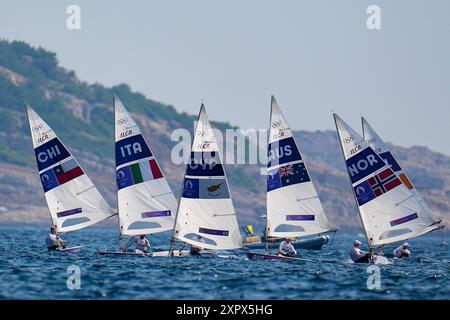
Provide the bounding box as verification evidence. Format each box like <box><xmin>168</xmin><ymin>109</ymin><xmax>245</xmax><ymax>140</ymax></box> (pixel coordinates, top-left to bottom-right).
<box><xmin>113</xmin><ymin>94</ymin><xmax>123</xmax><ymax>252</ymax></box>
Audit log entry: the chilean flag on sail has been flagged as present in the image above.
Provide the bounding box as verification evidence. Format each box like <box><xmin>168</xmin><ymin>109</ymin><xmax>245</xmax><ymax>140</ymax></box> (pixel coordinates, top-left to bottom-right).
<box><xmin>40</xmin><ymin>158</ymin><xmax>84</xmax><ymax>192</ymax></box>
<box><xmin>53</xmin><ymin>159</ymin><xmax>84</xmax><ymax>184</ymax></box>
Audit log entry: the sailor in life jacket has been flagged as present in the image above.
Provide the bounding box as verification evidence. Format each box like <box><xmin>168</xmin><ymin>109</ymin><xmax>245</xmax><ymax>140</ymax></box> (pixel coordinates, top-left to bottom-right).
<box><xmin>393</xmin><ymin>242</ymin><xmax>411</xmax><ymax>258</ymax></box>
<box><xmin>349</xmin><ymin>240</ymin><xmax>370</xmax><ymax>263</ymax></box>
<box><xmin>278</xmin><ymin>238</ymin><xmax>297</xmax><ymax>257</ymax></box>
<box><xmin>135</xmin><ymin>234</ymin><xmax>150</xmax><ymax>254</ymax></box>
<box><xmin>46</xmin><ymin>227</ymin><xmax>66</xmax><ymax>251</ymax></box>
<box><xmin>190</xmin><ymin>235</ymin><xmax>206</xmax><ymax>256</ymax></box>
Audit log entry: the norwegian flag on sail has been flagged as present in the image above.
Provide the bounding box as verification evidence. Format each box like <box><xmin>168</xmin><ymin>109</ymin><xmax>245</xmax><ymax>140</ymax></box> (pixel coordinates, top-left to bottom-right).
<box><xmin>368</xmin><ymin>167</ymin><xmax>402</xmax><ymax>197</ymax></box>
<box><xmin>354</xmin><ymin>167</ymin><xmax>402</xmax><ymax>206</ymax></box>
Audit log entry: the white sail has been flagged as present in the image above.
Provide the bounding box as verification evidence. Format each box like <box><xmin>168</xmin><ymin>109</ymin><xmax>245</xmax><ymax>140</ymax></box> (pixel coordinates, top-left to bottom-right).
<box><xmin>266</xmin><ymin>96</ymin><xmax>335</xmax><ymax>238</ymax></box>
<box><xmin>26</xmin><ymin>104</ymin><xmax>114</xmax><ymax>233</ymax></box>
<box><xmin>114</xmin><ymin>95</ymin><xmax>176</xmax><ymax>236</ymax></box>
<box><xmin>362</xmin><ymin>116</ymin><xmax>442</xmax><ymax>231</ymax></box>
<box><xmin>333</xmin><ymin>114</ymin><xmax>442</xmax><ymax>247</ymax></box>
<box><xmin>173</xmin><ymin>104</ymin><xmax>243</xmax><ymax>250</ymax></box>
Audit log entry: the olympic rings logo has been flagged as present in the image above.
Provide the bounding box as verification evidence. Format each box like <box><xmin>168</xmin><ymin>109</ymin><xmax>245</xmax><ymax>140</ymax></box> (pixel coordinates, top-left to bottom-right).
<box><xmin>116</xmin><ymin>118</ymin><xmax>128</xmax><ymax>125</ymax></box>
<box><xmin>271</xmin><ymin>121</ymin><xmax>282</xmax><ymax>128</ymax></box>
<box><xmin>198</xmin><ymin>131</ymin><xmax>208</xmax><ymax>137</ymax></box>
<box><xmin>32</xmin><ymin>124</ymin><xmax>43</xmax><ymax>132</ymax></box>
<box><xmin>343</xmin><ymin>136</ymin><xmax>354</xmax><ymax>144</ymax></box>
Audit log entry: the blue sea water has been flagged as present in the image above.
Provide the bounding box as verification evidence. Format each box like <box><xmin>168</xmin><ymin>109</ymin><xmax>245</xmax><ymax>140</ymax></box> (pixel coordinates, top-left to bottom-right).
<box><xmin>0</xmin><ymin>225</ymin><xmax>448</xmax><ymax>300</ymax></box>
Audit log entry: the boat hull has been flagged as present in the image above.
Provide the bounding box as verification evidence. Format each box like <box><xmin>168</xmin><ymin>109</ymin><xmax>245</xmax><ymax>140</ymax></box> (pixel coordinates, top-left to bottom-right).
<box><xmin>246</xmin><ymin>252</ymin><xmax>312</xmax><ymax>262</ymax></box>
<box><xmin>97</xmin><ymin>249</ymin><xmax>190</xmax><ymax>257</ymax></box>
<box><xmin>56</xmin><ymin>246</ymin><xmax>82</xmax><ymax>253</ymax></box>
<box><xmin>244</xmin><ymin>235</ymin><xmax>329</xmax><ymax>251</ymax></box>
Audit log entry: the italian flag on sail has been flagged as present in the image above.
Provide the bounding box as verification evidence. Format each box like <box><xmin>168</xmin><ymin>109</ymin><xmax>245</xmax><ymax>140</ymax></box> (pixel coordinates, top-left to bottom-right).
<box><xmin>117</xmin><ymin>159</ymin><xmax>163</xmax><ymax>190</ymax></box>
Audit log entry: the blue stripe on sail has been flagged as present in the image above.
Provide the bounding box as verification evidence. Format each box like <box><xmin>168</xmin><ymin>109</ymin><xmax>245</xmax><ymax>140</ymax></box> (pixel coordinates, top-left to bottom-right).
<box><xmin>379</xmin><ymin>151</ymin><xmax>402</xmax><ymax>172</ymax></box>
<box><xmin>141</xmin><ymin>210</ymin><xmax>171</xmax><ymax>218</ymax></box>
<box><xmin>286</xmin><ymin>215</ymin><xmax>315</xmax><ymax>221</ymax></box>
<box><xmin>268</xmin><ymin>137</ymin><xmax>302</xmax><ymax>167</ymax></box>
<box><xmin>186</xmin><ymin>152</ymin><xmax>225</xmax><ymax>176</ymax></box>
<box><xmin>115</xmin><ymin>134</ymin><xmax>153</xmax><ymax>167</ymax></box>
<box><xmin>56</xmin><ymin>207</ymin><xmax>82</xmax><ymax>218</ymax></box>
<box><xmin>346</xmin><ymin>147</ymin><xmax>385</xmax><ymax>184</ymax></box>
<box><xmin>390</xmin><ymin>213</ymin><xmax>418</xmax><ymax>227</ymax></box>
<box><xmin>199</xmin><ymin>227</ymin><xmax>229</xmax><ymax>236</ymax></box>
<box><xmin>34</xmin><ymin>138</ymin><xmax>71</xmax><ymax>171</ymax></box>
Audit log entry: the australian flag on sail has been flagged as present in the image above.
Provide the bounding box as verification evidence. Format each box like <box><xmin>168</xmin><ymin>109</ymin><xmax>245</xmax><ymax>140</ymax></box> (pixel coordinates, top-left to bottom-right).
<box><xmin>267</xmin><ymin>162</ymin><xmax>310</xmax><ymax>192</ymax></box>
<box><xmin>268</xmin><ymin>137</ymin><xmax>302</xmax><ymax>167</ymax></box>
<box><xmin>40</xmin><ymin>158</ymin><xmax>84</xmax><ymax>192</ymax></box>
<box><xmin>116</xmin><ymin>134</ymin><xmax>153</xmax><ymax>167</ymax></box>
<box><xmin>35</xmin><ymin>138</ymin><xmax>71</xmax><ymax>171</ymax></box>
<box><xmin>354</xmin><ymin>167</ymin><xmax>402</xmax><ymax>206</ymax></box>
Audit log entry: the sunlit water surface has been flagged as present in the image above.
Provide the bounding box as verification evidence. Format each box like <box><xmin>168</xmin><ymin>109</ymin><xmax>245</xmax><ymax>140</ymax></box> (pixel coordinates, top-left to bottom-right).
<box><xmin>0</xmin><ymin>225</ymin><xmax>448</xmax><ymax>299</ymax></box>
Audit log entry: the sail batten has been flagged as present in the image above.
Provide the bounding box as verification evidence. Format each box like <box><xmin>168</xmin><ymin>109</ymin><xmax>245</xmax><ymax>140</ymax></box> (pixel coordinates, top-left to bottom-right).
<box><xmin>173</xmin><ymin>104</ymin><xmax>243</xmax><ymax>250</ymax></box>
<box><xmin>26</xmin><ymin>104</ymin><xmax>114</xmax><ymax>233</ymax></box>
<box><xmin>266</xmin><ymin>97</ymin><xmax>334</xmax><ymax>239</ymax></box>
<box><xmin>114</xmin><ymin>95</ymin><xmax>176</xmax><ymax>236</ymax></box>
<box><xmin>334</xmin><ymin>113</ymin><xmax>443</xmax><ymax>247</ymax></box>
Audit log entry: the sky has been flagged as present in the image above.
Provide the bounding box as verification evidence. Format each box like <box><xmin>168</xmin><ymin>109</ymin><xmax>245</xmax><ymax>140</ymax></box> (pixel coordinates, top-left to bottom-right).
<box><xmin>1</xmin><ymin>0</ymin><xmax>450</xmax><ymax>155</ymax></box>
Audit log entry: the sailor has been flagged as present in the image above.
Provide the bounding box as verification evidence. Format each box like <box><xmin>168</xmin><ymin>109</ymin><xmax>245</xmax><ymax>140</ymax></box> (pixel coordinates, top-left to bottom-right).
<box><xmin>393</xmin><ymin>242</ymin><xmax>411</xmax><ymax>258</ymax></box>
<box><xmin>377</xmin><ymin>245</ymin><xmax>385</xmax><ymax>256</ymax></box>
<box><xmin>46</xmin><ymin>227</ymin><xmax>66</xmax><ymax>251</ymax></box>
<box><xmin>278</xmin><ymin>238</ymin><xmax>297</xmax><ymax>257</ymax></box>
<box><xmin>135</xmin><ymin>234</ymin><xmax>150</xmax><ymax>254</ymax></box>
<box><xmin>349</xmin><ymin>240</ymin><xmax>370</xmax><ymax>263</ymax></box>
<box><xmin>190</xmin><ymin>235</ymin><xmax>205</xmax><ymax>256</ymax></box>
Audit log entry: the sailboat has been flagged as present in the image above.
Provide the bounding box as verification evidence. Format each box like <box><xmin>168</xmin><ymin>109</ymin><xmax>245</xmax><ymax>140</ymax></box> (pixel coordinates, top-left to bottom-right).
<box><xmin>98</xmin><ymin>94</ymin><xmax>179</xmax><ymax>256</ymax></box>
<box><xmin>26</xmin><ymin>104</ymin><xmax>115</xmax><ymax>252</ymax></box>
<box><xmin>247</xmin><ymin>96</ymin><xmax>336</xmax><ymax>261</ymax></box>
<box><xmin>361</xmin><ymin>117</ymin><xmax>444</xmax><ymax>246</ymax></box>
<box><xmin>167</xmin><ymin>103</ymin><xmax>243</xmax><ymax>256</ymax></box>
<box><xmin>333</xmin><ymin>114</ymin><xmax>444</xmax><ymax>264</ymax></box>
